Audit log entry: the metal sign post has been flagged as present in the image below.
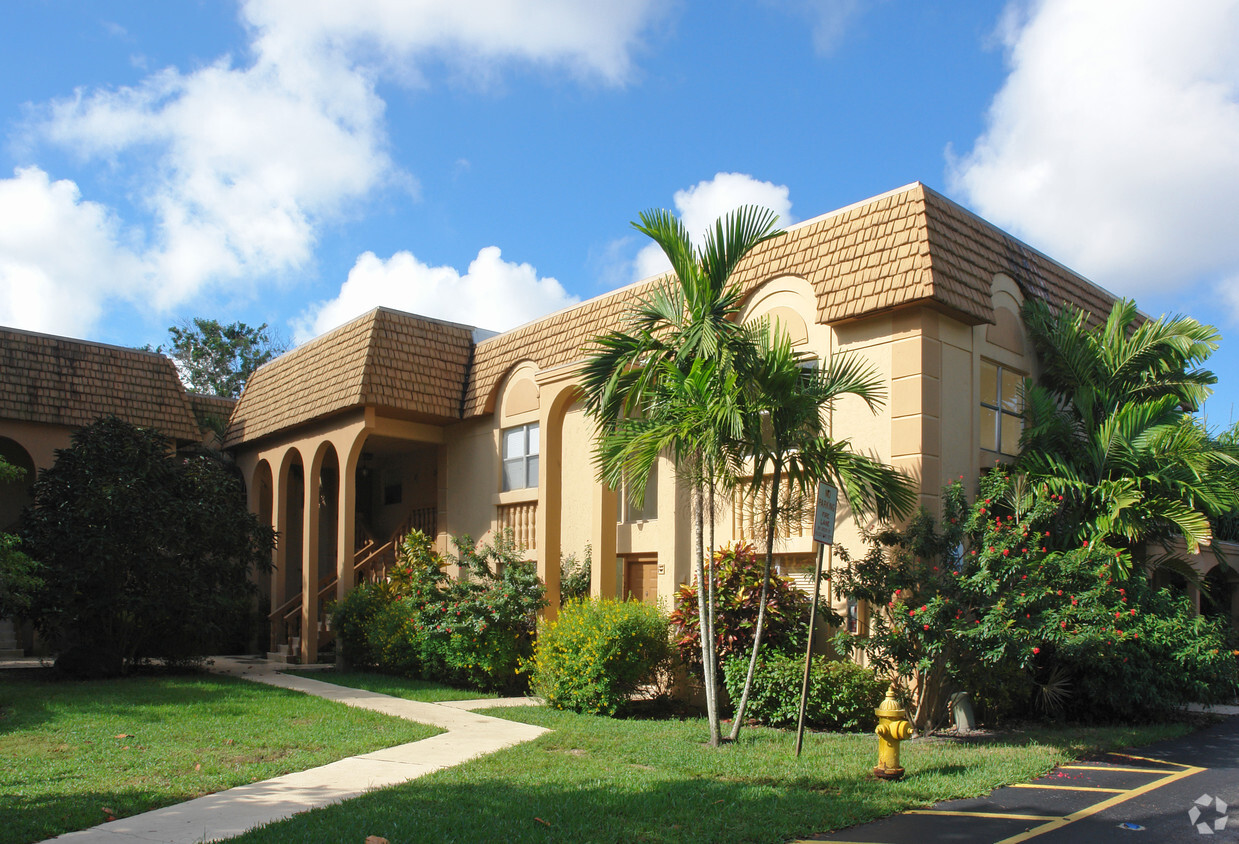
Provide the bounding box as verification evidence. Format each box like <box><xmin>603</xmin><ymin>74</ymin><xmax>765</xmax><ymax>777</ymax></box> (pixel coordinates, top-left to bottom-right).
<box><xmin>795</xmin><ymin>482</ymin><xmax>837</xmax><ymax>758</ymax></box>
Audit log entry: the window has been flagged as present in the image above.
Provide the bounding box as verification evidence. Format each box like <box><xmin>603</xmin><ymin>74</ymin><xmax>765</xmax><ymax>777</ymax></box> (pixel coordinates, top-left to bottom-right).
<box><xmin>502</xmin><ymin>423</ymin><xmax>539</xmax><ymax>491</ymax></box>
<box><xmin>980</xmin><ymin>361</ymin><xmax>1024</xmax><ymax>456</ymax></box>
<box><xmin>617</xmin><ymin>470</ymin><xmax>658</xmax><ymax>522</ymax></box>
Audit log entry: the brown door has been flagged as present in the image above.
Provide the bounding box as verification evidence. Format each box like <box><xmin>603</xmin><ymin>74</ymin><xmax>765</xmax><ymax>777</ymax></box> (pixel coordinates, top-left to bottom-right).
<box><xmin>624</xmin><ymin>555</ymin><xmax>658</xmax><ymax>604</ymax></box>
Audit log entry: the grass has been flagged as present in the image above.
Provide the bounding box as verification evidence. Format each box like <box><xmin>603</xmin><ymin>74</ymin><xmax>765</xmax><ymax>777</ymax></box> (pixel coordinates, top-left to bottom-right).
<box><xmin>0</xmin><ymin>668</ymin><xmax>441</xmax><ymax>844</ymax></box>
<box><xmin>229</xmin><ymin>700</ymin><xmax>1195</xmax><ymax>844</ymax></box>
<box><xmin>282</xmin><ymin>668</ymin><xmax>500</xmax><ymax>702</ymax></box>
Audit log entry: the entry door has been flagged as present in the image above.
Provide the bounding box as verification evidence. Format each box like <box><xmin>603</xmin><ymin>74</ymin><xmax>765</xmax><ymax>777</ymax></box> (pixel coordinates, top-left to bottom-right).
<box><xmin>624</xmin><ymin>555</ymin><xmax>658</xmax><ymax>604</ymax></box>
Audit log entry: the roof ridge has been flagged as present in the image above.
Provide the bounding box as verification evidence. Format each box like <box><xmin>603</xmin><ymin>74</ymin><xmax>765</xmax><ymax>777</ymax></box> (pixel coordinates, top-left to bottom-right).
<box><xmin>916</xmin><ymin>184</ymin><xmax>1115</xmax><ymax>308</ymax></box>
<box><xmin>0</xmin><ymin>324</ymin><xmax>169</xmax><ymax>360</ymax></box>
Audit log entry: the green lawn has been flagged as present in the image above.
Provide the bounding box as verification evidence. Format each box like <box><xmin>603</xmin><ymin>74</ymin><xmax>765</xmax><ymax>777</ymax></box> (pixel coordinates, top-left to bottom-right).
<box><xmin>230</xmin><ymin>702</ymin><xmax>1194</xmax><ymax>844</ymax></box>
<box><xmin>0</xmin><ymin>669</ymin><xmax>440</xmax><ymax>844</ymax></box>
<box><xmin>282</xmin><ymin>668</ymin><xmax>500</xmax><ymax>702</ymax></box>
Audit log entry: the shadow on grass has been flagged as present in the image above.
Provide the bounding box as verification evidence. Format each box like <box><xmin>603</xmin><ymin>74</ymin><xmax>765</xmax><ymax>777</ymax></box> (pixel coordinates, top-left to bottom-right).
<box><xmin>2</xmin><ymin>787</ymin><xmax>170</xmax><ymax>844</ymax></box>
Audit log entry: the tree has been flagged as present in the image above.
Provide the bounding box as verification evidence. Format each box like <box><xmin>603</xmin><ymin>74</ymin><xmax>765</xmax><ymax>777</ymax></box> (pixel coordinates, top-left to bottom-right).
<box><xmin>22</xmin><ymin>418</ymin><xmax>274</xmax><ymax>676</ymax></box>
<box><xmin>161</xmin><ymin>318</ymin><xmax>287</xmax><ymax>398</ymax></box>
<box><xmin>582</xmin><ymin>205</ymin><xmax>783</xmax><ymax>746</ymax></box>
<box><xmin>727</xmin><ymin>326</ymin><xmax>916</xmax><ymax>740</ymax></box>
<box><xmin>1017</xmin><ymin>298</ymin><xmax>1239</xmax><ymax>565</ymax></box>
<box><xmin>833</xmin><ymin>472</ymin><xmax>1239</xmax><ymax>729</ymax></box>
<box><xmin>0</xmin><ymin>456</ymin><xmax>41</xmax><ymax>621</ymax></box>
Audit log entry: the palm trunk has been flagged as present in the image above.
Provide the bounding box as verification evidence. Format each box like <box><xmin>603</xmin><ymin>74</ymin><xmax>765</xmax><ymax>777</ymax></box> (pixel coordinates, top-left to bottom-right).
<box><xmin>728</xmin><ymin>459</ymin><xmax>782</xmax><ymax>741</ymax></box>
<box><xmin>693</xmin><ymin>472</ymin><xmax>720</xmax><ymax>746</ymax></box>
<box><xmin>706</xmin><ymin>467</ymin><xmax>720</xmax><ymax>738</ymax></box>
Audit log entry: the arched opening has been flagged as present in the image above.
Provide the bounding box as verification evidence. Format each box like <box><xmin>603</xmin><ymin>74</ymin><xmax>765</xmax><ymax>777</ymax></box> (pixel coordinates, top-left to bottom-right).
<box><xmin>252</xmin><ymin>460</ymin><xmax>274</xmax><ymax>651</ymax></box>
<box><xmin>312</xmin><ymin>442</ymin><xmax>340</xmax><ymax>659</ymax></box>
<box><xmin>1202</xmin><ymin>564</ymin><xmax>1237</xmax><ymax>630</ymax></box>
<box><xmin>0</xmin><ymin>437</ymin><xmax>35</xmax><ymax>532</ymax></box>
<box><xmin>271</xmin><ymin>449</ymin><xmax>305</xmax><ymax>652</ymax></box>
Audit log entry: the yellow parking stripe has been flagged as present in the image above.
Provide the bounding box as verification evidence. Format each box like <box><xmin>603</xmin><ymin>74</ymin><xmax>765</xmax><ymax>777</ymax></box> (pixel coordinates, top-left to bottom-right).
<box><xmin>994</xmin><ymin>763</ymin><xmax>1205</xmax><ymax>843</ymax></box>
<box><xmin>1009</xmin><ymin>783</ymin><xmax>1126</xmax><ymax>793</ymax></box>
<box><xmin>1059</xmin><ymin>764</ymin><xmax>1172</xmax><ymax>774</ymax></box>
<box><xmin>906</xmin><ymin>810</ymin><xmax>1053</xmax><ymax>821</ymax></box>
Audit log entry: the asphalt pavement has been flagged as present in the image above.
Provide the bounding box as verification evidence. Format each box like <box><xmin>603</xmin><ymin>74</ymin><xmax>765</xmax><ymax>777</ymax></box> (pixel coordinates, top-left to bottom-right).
<box><xmin>801</xmin><ymin>712</ymin><xmax>1239</xmax><ymax>844</ymax></box>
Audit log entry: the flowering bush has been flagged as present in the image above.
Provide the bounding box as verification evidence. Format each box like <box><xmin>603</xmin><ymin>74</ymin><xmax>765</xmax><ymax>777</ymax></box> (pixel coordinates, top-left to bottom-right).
<box><xmin>331</xmin><ymin>529</ymin><xmax>546</xmax><ymax>692</ymax></box>
<box><xmin>527</xmin><ymin>598</ymin><xmax>672</xmax><ymax>716</ymax></box>
<box><xmin>668</xmin><ymin>542</ymin><xmax>812</xmax><ymax>673</ymax></box>
<box><xmin>832</xmin><ymin>472</ymin><xmax>1239</xmax><ymax>727</ymax></box>
<box><xmin>722</xmin><ymin>653</ymin><xmax>886</xmax><ymax>731</ymax></box>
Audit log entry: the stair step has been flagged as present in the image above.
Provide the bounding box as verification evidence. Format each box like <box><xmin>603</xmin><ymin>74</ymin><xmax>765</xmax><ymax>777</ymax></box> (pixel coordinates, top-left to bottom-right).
<box><xmin>265</xmin><ymin>651</ymin><xmax>299</xmax><ymax>664</ymax></box>
<box><xmin>0</xmin><ymin>648</ymin><xmax>23</xmax><ymax>659</ymax></box>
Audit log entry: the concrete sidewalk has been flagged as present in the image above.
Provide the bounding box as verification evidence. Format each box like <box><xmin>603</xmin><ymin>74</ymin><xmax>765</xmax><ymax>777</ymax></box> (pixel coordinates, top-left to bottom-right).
<box><xmin>41</xmin><ymin>656</ymin><xmax>549</xmax><ymax>844</ymax></box>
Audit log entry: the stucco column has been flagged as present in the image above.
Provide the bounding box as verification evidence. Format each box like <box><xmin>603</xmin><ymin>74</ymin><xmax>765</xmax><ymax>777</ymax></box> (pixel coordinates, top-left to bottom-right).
<box><xmin>335</xmin><ymin>437</ymin><xmax>360</xmax><ymax>667</ymax></box>
<box><xmin>537</xmin><ymin>397</ymin><xmax>563</xmax><ymax>622</ymax></box>
<box><xmin>301</xmin><ymin>449</ymin><xmax>321</xmax><ymax>664</ymax></box>
<box><xmin>272</xmin><ymin>450</ymin><xmax>292</xmax><ymax>649</ymax></box>
<box><xmin>590</xmin><ymin>480</ymin><xmax>618</xmax><ymax>599</ymax></box>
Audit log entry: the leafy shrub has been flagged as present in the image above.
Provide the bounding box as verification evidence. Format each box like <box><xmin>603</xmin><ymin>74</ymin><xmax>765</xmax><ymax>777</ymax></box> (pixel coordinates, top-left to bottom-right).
<box><xmin>560</xmin><ymin>544</ymin><xmax>592</xmax><ymax>603</ymax></box>
<box><xmin>330</xmin><ymin>581</ymin><xmax>392</xmax><ymax>669</ymax></box>
<box><xmin>528</xmin><ymin>598</ymin><xmax>673</xmax><ymax>716</ymax></box>
<box><xmin>332</xmin><ymin>529</ymin><xmax>547</xmax><ymax>692</ymax></box>
<box><xmin>832</xmin><ymin>472</ymin><xmax>1239</xmax><ymax>727</ymax></box>
<box><xmin>669</xmin><ymin>542</ymin><xmax>811</xmax><ymax>672</ymax></box>
<box><xmin>722</xmin><ymin>653</ymin><xmax>886</xmax><ymax>731</ymax></box>
<box><xmin>21</xmin><ymin>419</ymin><xmax>273</xmax><ymax>676</ymax></box>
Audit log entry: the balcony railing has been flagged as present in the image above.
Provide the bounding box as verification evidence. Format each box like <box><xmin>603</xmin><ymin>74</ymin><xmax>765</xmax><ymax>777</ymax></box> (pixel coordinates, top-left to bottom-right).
<box><xmin>497</xmin><ymin>501</ymin><xmax>537</xmax><ymax>551</ymax></box>
<box><xmin>732</xmin><ymin>476</ymin><xmax>811</xmax><ymax>542</ymax></box>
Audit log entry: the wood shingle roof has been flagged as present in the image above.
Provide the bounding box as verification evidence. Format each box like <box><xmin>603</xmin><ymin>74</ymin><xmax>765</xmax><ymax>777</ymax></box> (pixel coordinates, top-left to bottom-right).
<box><xmin>226</xmin><ymin>183</ymin><xmax>1117</xmax><ymax>443</ymax></box>
<box><xmin>463</xmin><ymin>182</ymin><xmax>1115</xmax><ymax>418</ymax></box>
<box><xmin>0</xmin><ymin>327</ymin><xmax>200</xmax><ymax>441</ymax></box>
<box><xmin>224</xmin><ymin>308</ymin><xmax>474</xmax><ymax>447</ymax></box>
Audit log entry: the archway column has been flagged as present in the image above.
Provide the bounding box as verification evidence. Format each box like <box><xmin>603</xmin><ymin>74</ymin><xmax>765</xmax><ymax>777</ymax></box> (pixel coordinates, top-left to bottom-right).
<box><xmin>301</xmin><ymin>443</ymin><xmax>323</xmax><ymax>664</ymax></box>
<box><xmin>336</xmin><ymin>431</ymin><xmax>366</xmax><ymax>604</ymax></box>
<box><xmin>590</xmin><ymin>479</ymin><xmax>618</xmax><ymax>599</ymax></box>
<box><xmin>272</xmin><ymin>448</ymin><xmax>294</xmax><ymax>649</ymax></box>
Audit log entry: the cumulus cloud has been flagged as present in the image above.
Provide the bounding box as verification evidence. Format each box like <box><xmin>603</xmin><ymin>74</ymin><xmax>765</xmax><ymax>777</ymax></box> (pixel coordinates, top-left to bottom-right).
<box><xmin>0</xmin><ymin>167</ymin><xmax>145</xmax><ymax>336</ymax></box>
<box><xmin>42</xmin><ymin>57</ymin><xmax>393</xmax><ymax>308</ymax></box>
<box><xmin>294</xmin><ymin>246</ymin><xmax>578</xmax><ymax>342</ymax></box>
<box><xmin>14</xmin><ymin>0</ymin><xmax>663</xmax><ymax>336</ymax></box>
<box><xmin>242</xmin><ymin>0</ymin><xmax>664</xmax><ymax>87</ymax></box>
<box><xmin>768</xmin><ymin>0</ymin><xmax>865</xmax><ymax>55</ymax></box>
<box><xmin>634</xmin><ymin>172</ymin><xmax>795</xmax><ymax>280</ymax></box>
<box><xmin>947</xmin><ymin>0</ymin><xmax>1239</xmax><ymax>304</ymax></box>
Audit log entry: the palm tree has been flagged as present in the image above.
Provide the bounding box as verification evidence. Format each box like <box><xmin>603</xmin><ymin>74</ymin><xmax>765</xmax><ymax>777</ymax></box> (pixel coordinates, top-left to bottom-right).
<box><xmin>582</xmin><ymin>205</ymin><xmax>782</xmax><ymax>746</ymax></box>
<box><xmin>1017</xmin><ymin>298</ymin><xmax>1239</xmax><ymax>567</ymax></box>
<box><xmin>726</xmin><ymin>325</ymin><xmax>916</xmax><ymax>741</ymax></box>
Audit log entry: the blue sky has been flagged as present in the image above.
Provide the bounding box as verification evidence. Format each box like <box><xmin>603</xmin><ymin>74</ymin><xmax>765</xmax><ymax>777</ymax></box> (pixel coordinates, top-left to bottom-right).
<box><xmin>4</xmin><ymin>1</ymin><xmax>1239</xmax><ymax>423</ymax></box>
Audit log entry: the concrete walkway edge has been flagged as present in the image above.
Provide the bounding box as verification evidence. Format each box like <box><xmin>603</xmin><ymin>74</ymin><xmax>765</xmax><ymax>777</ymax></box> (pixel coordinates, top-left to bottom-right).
<box><xmin>42</xmin><ymin>656</ymin><xmax>549</xmax><ymax>844</ymax></box>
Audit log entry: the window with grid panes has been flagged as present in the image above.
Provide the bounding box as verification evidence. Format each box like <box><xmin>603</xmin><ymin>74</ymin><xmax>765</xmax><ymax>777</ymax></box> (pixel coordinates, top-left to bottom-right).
<box><xmin>501</xmin><ymin>423</ymin><xmax>539</xmax><ymax>491</ymax></box>
<box><xmin>617</xmin><ymin>470</ymin><xmax>658</xmax><ymax>522</ymax></box>
<box><xmin>980</xmin><ymin>361</ymin><xmax>1024</xmax><ymax>456</ymax></box>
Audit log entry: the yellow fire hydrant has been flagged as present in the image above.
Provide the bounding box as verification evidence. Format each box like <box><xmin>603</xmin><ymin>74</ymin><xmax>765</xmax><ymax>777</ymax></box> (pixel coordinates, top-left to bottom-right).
<box><xmin>873</xmin><ymin>688</ymin><xmax>913</xmax><ymax>780</ymax></box>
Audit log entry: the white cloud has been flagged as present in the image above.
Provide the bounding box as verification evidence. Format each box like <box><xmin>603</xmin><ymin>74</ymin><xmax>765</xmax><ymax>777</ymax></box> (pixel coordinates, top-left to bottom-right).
<box><xmin>15</xmin><ymin>0</ymin><xmax>664</xmax><ymax>337</ymax></box>
<box><xmin>40</xmin><ymin>52</ymin><xmax>394</xmax><ymax>310</ymax></box>
<box><xmin>0</xmin><ymin>167</ymin><xmax>145</xmax><ymax>336</ymax></box>
<box><xmin>241</xmin><ymin>0</ymin><xmax>663</xmax><ymax>87</ymax></box>
<box><xmin>294</xmin><ymin>246</ymin><xmax>578</xmax><ymax>343</ymax></box>
<box><xmin>947</xmin><ymin>0</ymin><xmax>1239</xmax><ymax>304</ymax></box>
<box><xmin>634</xmin><ymin>172</ymin><xmax>795</xmax><ymax>280</ymax></box>
<box><xmin>769</xmin><ymin>0</ymin><xmax>865</xmax><ymax>55</ymax></box>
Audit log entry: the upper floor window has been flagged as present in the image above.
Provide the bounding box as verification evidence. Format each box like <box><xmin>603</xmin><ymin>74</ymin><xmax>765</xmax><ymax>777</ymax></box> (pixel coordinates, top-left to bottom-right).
<box><xmin>980</xmin><ymin>361</ymin><xmax>1024</xmax><ymax>456</ymax></box>
<box><xmin>617</xmin><ymin>470</ymin><xmax>658</xmax><ymax>523</ymax></box>
<box><xmin>502</xmin><ymin>423</ymin><xmax>539</xmax><ymax>491</ymax></box>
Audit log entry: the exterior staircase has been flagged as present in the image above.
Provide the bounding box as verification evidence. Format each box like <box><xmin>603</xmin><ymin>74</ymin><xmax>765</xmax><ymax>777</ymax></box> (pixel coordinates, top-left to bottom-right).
<box><xmin>266</xmin><ymin>507</ymin><xmax>435</xmax><ymax>660</ymax></box>
<box><xmin>0</xmin><ymin>618</ymin><xmax>24</xmax><ymax>658</ymax></box>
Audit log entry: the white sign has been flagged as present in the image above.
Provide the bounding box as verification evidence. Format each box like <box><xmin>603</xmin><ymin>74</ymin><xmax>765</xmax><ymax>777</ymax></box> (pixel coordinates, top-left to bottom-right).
<box><xmin>812</xmin><ymin>482</ymin><xmax>838</xmax><ymax>545</ymax></box>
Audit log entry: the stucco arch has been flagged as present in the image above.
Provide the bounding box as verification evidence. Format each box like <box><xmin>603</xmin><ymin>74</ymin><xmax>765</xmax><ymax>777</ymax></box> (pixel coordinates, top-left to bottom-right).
<box><xmin>484</xmin><ymin>359</ymin><xmax>542</xmax><ymax>417</ymax></box>
<box><xmin>0</xmin><ymin>436</ymin><xmax>35</xmax><ymax>531</ymax></box>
